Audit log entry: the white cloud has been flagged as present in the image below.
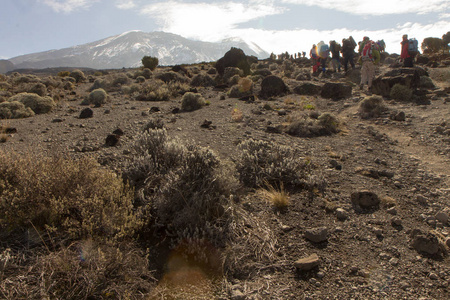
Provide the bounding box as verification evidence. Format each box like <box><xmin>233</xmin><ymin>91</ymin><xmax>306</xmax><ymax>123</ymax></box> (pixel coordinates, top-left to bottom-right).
<box><xmin>116</xmin><ymin>0</ymin><xmax>136</xmax><ymax>10</ymax></box>
<box><xmin>280</xmin><ymin>0</ymin><xmax>450</xmax><ymax>16</ymax></box>
<box><xmin>39</xmin><ymin>0</ymin><xmax>99</xmax><ymax>13</ymax></box>
<box><xmin>140</xmin><ymin>1</ymin><xmax>284</xmax><ymax>42</ymax></box>
<box><xmin>231</xmin><ymin>20</ymin><xmax>450</xmax><ymax>56</ymax></box>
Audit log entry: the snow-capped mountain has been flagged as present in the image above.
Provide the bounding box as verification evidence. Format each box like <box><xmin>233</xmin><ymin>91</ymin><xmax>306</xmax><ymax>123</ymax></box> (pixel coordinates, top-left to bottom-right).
<box><xmin>9</xmin><ymin>31</ymin><xmax>269</xmax><ymax>70</ymax></box>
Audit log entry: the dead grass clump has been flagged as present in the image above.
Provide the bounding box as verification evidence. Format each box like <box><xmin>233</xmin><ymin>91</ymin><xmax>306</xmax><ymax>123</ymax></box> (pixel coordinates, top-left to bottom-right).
<box><xmin>0</xmin><ymin>241</ymin><xmax>155</xmax><ymax>299</ymax></box>
<box><xmin>142</xmin><ymin>117</ymin><xmax>165</xmax><ymax>131</ymax></box>
<box><xmin>257</xmin><ymin>183</ymin><xmax>289</xmax><ymax>209</ymax></box>
<box><xmin>0</xmin><ymin>101</ymin><xmax>35</xmax><ymax>119</ymax></box>
<box><xmin>358</xmin><ymin>95</ymin><xmax>388</xmax><ymax>119</ymax></box>
<box><xmin>390</xmin><ymin>83</ymin><xmax>413</xmax><ymax>101</ymax></box>
<box><xmin>0</xmin><ymin>151</ymin><xmax>141</xmax><ymax>240</ymax></box>
<box><xmin>231</xmin><ymin>106</ymin><xmax>243</xmax><ymax>122</ymax></box>
<box><xmin>181</xmin><ymin>92</ymin><xmax>205</xmax><ymax>111</ymax></box>
<box><xmin>123</xmin><ymin>129</ymin><xmax>237</xmax><ymax>248</ymax></box>
<box><xmin>286</xmin><ymin>112</ymin><xmax>340</xmax><ymax>137</ymax></box>
<box><xmin>167</xmin><ymin>81</ymin><xmax>191</xmax><ymax>98</ymax></box>
<box><xmin>8</xmin><ymin>92</ymin><xmax>55</xmax><ymax>114</ymax></box>
<box><xmin>136</xmin><ymin>80</ymin><xmax>170</xmax><ymax>101</ymax></box>
<box><xmin>235</xmin><ymin>138</ymin><xmax>311</xmax><ymax>188</ymax></box>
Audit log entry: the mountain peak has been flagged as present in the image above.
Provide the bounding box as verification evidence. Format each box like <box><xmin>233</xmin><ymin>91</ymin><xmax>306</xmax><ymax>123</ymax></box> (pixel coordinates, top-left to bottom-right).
<box><xmin>9</xmin><ymin>31</ymin><xmax>269</xmax><ymax>70</ymax></box>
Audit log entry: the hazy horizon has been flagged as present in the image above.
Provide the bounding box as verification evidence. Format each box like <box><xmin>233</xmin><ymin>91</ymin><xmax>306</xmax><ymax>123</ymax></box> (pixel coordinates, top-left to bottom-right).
<box><xmin>1</xmin><ymin>0</ymin><xmax>449</xmax><ymax>60</ymax></box>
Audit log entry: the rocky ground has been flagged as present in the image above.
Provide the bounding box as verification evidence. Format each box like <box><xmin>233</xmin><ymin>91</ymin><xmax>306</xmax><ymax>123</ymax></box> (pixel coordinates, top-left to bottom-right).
<box><xmin>0</xmin><ymin>53</ymin><xmax>449</xmax><ymax>299</ymax></box>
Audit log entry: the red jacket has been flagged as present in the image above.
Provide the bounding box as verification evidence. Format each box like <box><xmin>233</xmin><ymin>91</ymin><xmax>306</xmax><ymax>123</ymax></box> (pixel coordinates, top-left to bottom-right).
<box><xmin>401</xmin><ymin>40</ymin><xmax>410</xmax><ymax>59</ymax></box>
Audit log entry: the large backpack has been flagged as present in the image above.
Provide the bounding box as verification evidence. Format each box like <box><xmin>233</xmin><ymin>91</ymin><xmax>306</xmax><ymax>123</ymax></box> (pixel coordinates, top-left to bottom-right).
<box><xmin>318</xmin><ymin>43</ymin><xmax>329</xmax><ymax>58</ymax></box>
<box><xmin>361</xmin><ymin>41</ymin><xmax>374</xmax><ymax>61</ymax></box>
<box><xmin>408</xmin><ymin>38</ymin><xmax>418</xmax><ymax>55</ymax></box>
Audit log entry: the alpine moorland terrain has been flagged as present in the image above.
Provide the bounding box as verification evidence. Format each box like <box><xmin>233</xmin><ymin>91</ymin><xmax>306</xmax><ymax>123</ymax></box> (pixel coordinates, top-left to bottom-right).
<box><xmin>0</xmin><ymin>50</ymin><xmax>449</xmax><ymax>299</ymax></box>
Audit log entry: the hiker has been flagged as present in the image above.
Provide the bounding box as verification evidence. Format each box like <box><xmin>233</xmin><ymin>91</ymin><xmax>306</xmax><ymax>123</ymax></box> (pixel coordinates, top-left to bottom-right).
<box><xmin>330</xmin><ymin>40</ymin><xmax>341</xmax><ymax>72</ymax></box>
<box><xmin>310</xmin><ymin>44</ymin><xmax>320</xmax><ymax>73</ymax></box>
<box><xmin>317</xmin><ymin>41</ymin><xmax>330</xmax><ymax>74</ymax></box>
<box><xmin>341</xmin><ymin>36</ymin><xmax>356</xmax><ymax>72</ymax></box>
<box><xmin>401</xmin><ymin>34</ymin><xmax>414</xmax><ymax>67</ymax></box>
<box><xmin>359</xmin><ymin>40</ymin><xmax>380</xmax><ymax>92</ymax></box>
<box><xmin>358</xmin><ymin>36</ymin><xmax>370</xmax><ymax>54</ymax></box>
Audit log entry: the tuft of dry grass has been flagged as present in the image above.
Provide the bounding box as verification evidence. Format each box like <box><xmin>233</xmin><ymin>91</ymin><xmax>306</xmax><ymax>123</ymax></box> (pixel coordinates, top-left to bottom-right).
<box><xmin>231</xmin><ymin>105</ymin><xmax>243</xmax><ymax>122</ymax></box>
<box><xmin>257</xmin><ymin>182</ymin><xmax>289</xmax><ymax>209</ymax></box>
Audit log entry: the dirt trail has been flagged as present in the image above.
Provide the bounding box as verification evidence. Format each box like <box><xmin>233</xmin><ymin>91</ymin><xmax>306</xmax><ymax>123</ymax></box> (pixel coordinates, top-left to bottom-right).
<box><xmin>376</xmin><ymin>124</ymin><xmax>450</xmax><ymax>186</ymax></box>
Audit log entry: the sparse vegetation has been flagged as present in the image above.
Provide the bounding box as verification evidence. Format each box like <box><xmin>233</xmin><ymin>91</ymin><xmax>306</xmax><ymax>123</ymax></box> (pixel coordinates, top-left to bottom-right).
<box><xmin>141</xmin><ymin>56</ymin><xmax>159</xmax><ymax>71</ymax></box>
<box><xmin>83</xmin><ymin>88</ymin><xmax>108</xmax><ymax>106</ymax></box>
<box><xmin>8</xmin><ymin>92</ymin><xmax>56</xmax><ymax>114</ymax></box>
<box><xmin>390</xmin><ymin>83</ymin><xmax>413</xmax><ymax>101</ymax></box>
<box><xmin>181</xmin><ymin>92</ymin><xmax>205</xmax><ymax>111</ymax></box>
<box><xmin>358</xmin><ymin>95</ymin><xmax>388</xmax><ymax>119</ymax></box>
<box><xmin>136</xmin><ymin>80</ymin><xmax>170</xmax><ymax>101</ymax></box>
<box><xmin>286</xmin><ymin>112</ymin><xmax>340</xmax><ymax>137</ymax></box>
<box><xmin>257</xmin><ymin>183</ymin><xmax>290</xmax><ymax>209</ymax></box>
<box><xmin>0</xmin><ymin>101</ymin><xmax>35</xmax><ymax>119</ymax></box>
<box><xmin>69</xmin><ymin>69</ymin><xmax>86</xmax><ymax>83</ymax></box>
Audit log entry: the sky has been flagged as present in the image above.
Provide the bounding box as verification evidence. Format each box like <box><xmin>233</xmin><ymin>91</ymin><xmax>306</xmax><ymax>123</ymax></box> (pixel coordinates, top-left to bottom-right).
<box><xmin>0</xmin><ymin>0</ymin><xmax>449</xmax><ymax>60</ymax></box>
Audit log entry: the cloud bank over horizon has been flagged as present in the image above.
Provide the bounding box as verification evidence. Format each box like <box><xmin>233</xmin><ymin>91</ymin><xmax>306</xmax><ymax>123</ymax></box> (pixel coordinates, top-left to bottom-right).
<box><xmin>1</xmin><ymin>0</ymin><xmax>448</xmax><ymax>59</ymax></box>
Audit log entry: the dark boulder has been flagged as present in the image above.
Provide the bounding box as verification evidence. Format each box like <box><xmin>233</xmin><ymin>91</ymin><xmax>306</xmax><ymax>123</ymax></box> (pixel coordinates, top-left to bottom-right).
<box><xmin>293</xmin><ymin>83</ymin><xmax>322</xmax><ymax>96</ymax></box>
<box><xmin>320</xmin><ymin>82</ymin><xmax>352</xmax><ymax>99</ymax></box>
<box><xmin>371</xmin><ymin>68</ymin><xmax>421</xmax><ymax>97</ymax></box>
<box><xmin>215</xmin><ymin>47</ymin><xmax>251</xmax><ymax>76</ymax></box>
<box><xmin>79</xmin><ymin>108</ymin><xmax>93</xmax><ymax>119</ymax></box>
<box><xmin>259</xmin><ymin>75</ymin><xmax>288</xmax><ymax>99</ymax></box>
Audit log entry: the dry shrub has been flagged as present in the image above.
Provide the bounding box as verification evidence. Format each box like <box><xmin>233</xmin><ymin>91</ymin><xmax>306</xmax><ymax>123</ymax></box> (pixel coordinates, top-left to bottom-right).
<box><xmin>123</xmin><ymin>129</ymin><xmax>237</xmax><ymax>247</ymax></box>
<box><xmin>0</xmin><ymin>151</ymin><xmax>141</xmax><ymax>240</ymax></box>
<box><xmin>390</xmin><ymin>83</ymin><xmax>412</xmax><ymax>101</ymax></box>
<box><xmin>142</xmin><ymin>118</ymin><xmax>165</xmax><ymax>131</ymax></box>
<box><xmin>88</xmin><ymin>78</ymin><xmax>110</xmax><ymax>92</ymax></box>
<box><xmin>0</xmin><ymin>241</ymin><xmax>155</xmax><ymax>299</ymax></box>
<box><xmin>419</xmin><ymin>76</ymin><xmax>435</xmax><ymax>89</ymax></box>
<box><xmin>134</xmin><ymin>68</ymin><xmax>152</xmax><ymax>79</ymax></box>
<box><xmin>8</xmin><ymin>92</ymin><xmax>55</xmax><ymax>114</ymax></box>
<box><xmin>82</xmin><ymin>88</ymin><xmax>108</xmax><ymax>107</ymax></box>
<box><xmin>231</xmin><ymin>106</ymin><xmax>243</xmax><ymax>122</ymax></box>
<box><xmin>181</xmin><ymin>92</ymin><xmax>205</xmax><ymax>111</ymax></box>
<box><xmin>17</xmin><ymin>82</ymin><xmax>47</xmax><ymax>96</ymax></box>
<box><xmin>286</xmin><ymin>112</ymin><xmax>340</xmax><ymax>137</ymax></box>
<box><xmin>136</xmin><ymin>80</ymin><xmax>170</xmax><ymax>101</ymax></box>
<box><xmin>121</xmin><ymin>83</ymin><xmax>140</xmax><ymax>95</ymax></box>
<box><xmin>190</xmin><ymin>74</ymin><xmax>215</xmax><ymax>87</ymax></box>
<box><xmin>111</xmin><ymin>73</ymin><xmax>129</xmax><ymax>87</ymax></box>
<box><xmin>167</xmin><ymin>81</ymin><xmax>191</xmax><ymax>97</ymax></box>
<box><xmin>13</xmin><ymin>75</ymin><xmax>39</xmax><ymax>85</ymax></box>
<box><xmin>359</xmin><ymin>95</ymin><xmax>388</xmax><ymax>119</ymax></box>
<box><xmin>428</xmin><ymin>68</ymin><xmax>450</xmax><ymax>83</ymax></box>
<box><xmin>69</xmin><ymin>69</ymin><xmax>86</xmax><ymax>83</ymax></box>
<box><xmin>0</xmin><ymin>101</ymin><xmax>34</xmax><ymax>119</ymax></box>
<box><xmin>57</xmin><ymin>71</ymin><xmax>70</xmax><ymax>77</ymax></box>
<box><xmin>235</xmin><ymin>138</ymin><xmax>312</xmax><ymax>188</ymax></box>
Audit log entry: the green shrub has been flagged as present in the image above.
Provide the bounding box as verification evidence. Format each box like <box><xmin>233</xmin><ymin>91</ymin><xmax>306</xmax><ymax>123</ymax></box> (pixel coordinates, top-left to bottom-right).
<box><xmin>141</xmin><ymin>56</ymin><xmax>159</xmax><ymax>71</ymax></box>
<box><xmin>83</xmin><ymin>88</ymin><xmax>108</xmax><ymax>106</ymax></box>
<box><xmin>123</xmin><ymin>129</ymin><xmax>237</xmax><ymax>249</ymax></box>
<box><xmin>8</xmin><ymin>92</ymin><xmax>55</xmax><ymax>114</ymax></box>
<box><xmin>358</xmin><ymin>95</ymin><xmax>388</xmax><ymax>119</ymax></box>
<box><xmin>121</xmin><ymin>84</ymin><xmax>140</xmax><ymax>95</ymax></box>
<box><xmin>13</xmin><ymin>75</ymin><xmax>39</xmax><ymax>85</ymax></box>
<box><xmin>390</xmin><ymin>83</ymin><xmax>413</xmax><ymax>101</ymax></box>
<box><xmin>235</xmin><ymin>138</ymin><xmax>312</xmax><ymax>188</ymax></box>
<box><xmin>24</xmin><ymin>82</ymin><xmax>47</xmax><ymax>96</ymax></box>
<box><xmin>0</xmin><ymin>152</ymin><xmax>141</xmax><ymax>240</ymax></box>
<box><xmin>181</xmin><ymin>92</ymin><xmax>205</xmax><ymax>111</ymax></box>
<box><xmin>69</xmin><ymin>69</ymin><xmax>86</xmax><ymax>83</ymax></box>
<box><xmin>0</xmin><ymin>101</ymin><xmax>35</xmax><ymax>119</ymax></box>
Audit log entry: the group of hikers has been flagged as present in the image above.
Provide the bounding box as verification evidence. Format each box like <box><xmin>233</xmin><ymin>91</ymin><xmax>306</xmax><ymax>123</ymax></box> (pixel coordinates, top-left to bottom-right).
<box><xmin>309</xmin><ymin>34</ymin><xmax>418</xmax><ymax>92</ymax></box>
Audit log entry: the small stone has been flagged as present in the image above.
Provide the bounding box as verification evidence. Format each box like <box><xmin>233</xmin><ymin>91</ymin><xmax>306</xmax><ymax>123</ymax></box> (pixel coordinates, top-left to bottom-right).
<box><xmin>435</xmin><ymin>211</ymin><xmax>449</xmax><ymax>224</ymax></box>
<box><xmin>316</xmin><ymin>271</ymin><xmax>325</xmax><ymax>279</ymax></box>
<box><xmin>391</xmin><ymin>217</ymin><xmax>402</xmax><ymax>227</ymax></box>
<box><xmin>415</xmin><ymin>194</ymin><xmax>428</xmax><ymax>205</ymax></box>
<box><xmin>351</xmin><ymin>191</ymin><xmax>380</xmax><ymax>209</ymax></box>
<box><xmin>389</xmin><ymin>258</ymin><xmax>399</xmax><ymax>266</ymax></box>
<box><xmin>386</xmin><ymin>207</ymin><xmax>398</xmax><ymax>215</ymax></box>
<box><xmin>429</xmin><ymin>273</ymin><xmax>439</xmax><ymax>280</ymax></box>
<box><xmin>373</xmin><ymin>228</ymin><xmax>383</xmax><ymax>236</ymax></box>
<box><xmin>336</xmin><ymin>208</ymin><xmax>348</xmax><ymax>220</ymax></box>
<box><xmin>305</xmin><ymin>227</ymin><xmax>328</xmax><ymax>243</ymax></box>
<box><xmin>294</xmin><ymin>253</ymin><xmax>320</xmax><ymax>271</ymax></box>
<box><xmin>412</xmin><ymin>232</ymin><xmax>441</xmax><ymax>255</ymax></box>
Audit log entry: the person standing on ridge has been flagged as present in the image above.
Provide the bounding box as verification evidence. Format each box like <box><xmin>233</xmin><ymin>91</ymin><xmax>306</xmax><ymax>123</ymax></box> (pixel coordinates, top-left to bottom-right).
<box><xmin>401</xmin><ymin>34</ymin><xmax>414</xmax><ymax>67</ymax></box>
<box><xmin>341</xmin><ymin>36</ymin><xmax>356</xmax><ymax>73</ymax></box>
